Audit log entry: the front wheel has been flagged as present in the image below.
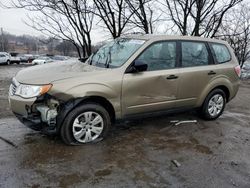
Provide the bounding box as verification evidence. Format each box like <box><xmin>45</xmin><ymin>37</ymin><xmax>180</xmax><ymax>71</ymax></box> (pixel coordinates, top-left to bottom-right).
<box><xmin>200</xmin><ymin>89</ymin><xmax>226</xmax><ymax>120</ymax></box>
<box><xmin>60</xmin><ymin>103</ymin><xmax>111</xmax><ymax>145</ymax></box>
<box><xmin>6</xmin><ymin>60</ymin><xmax>10</xmax><ymax>65</ymax></box>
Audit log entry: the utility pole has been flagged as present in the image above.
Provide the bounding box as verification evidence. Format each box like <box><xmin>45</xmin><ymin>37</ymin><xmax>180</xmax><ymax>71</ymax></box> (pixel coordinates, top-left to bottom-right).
<box><xmin>1</xmin><ymin>27</ymin><xmax>4</xmax><ymax>52</ymax></box>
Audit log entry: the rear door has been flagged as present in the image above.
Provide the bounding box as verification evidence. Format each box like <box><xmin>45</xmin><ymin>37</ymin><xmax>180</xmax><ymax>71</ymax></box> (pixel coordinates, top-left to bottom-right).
<box><xmin>122</xmin><ymin>40</ymin><xmax>180</xmax><ymax>116</ymax></box>
<box><xmin>176</xmin><ymin>41</ymin><xmax>216</xmax><ymax>108</ymax></box>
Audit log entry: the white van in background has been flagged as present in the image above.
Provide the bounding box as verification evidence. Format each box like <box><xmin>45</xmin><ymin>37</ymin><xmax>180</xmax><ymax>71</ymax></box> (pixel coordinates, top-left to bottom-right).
<box><xmin>9</xmin><ymin>52</ymin><xmax>21</xmax><ymax>64</ymax></box>
<box><xmin>0</xmin><ymin>52</ymin><xmax>10</xmax><ymax>65</ymax></box>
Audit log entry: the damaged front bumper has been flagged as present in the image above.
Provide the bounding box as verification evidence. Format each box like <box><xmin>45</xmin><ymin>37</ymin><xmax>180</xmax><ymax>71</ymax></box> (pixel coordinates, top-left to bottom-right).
<box><xmin>9</xmin><ymin>94</ymin><xmax>60</xmax><ymax>134</ymax></box>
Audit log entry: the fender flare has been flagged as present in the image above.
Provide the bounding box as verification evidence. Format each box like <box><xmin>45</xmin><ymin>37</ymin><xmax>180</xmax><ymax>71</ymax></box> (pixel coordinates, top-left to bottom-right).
<box><xmin>196</xmin><ymin>77</ymin><xmax>232</xmax><ymax>107</ymax></box>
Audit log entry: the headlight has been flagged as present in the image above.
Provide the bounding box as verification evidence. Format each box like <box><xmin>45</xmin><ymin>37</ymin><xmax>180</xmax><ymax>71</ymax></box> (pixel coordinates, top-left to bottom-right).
<box><xmin>15</xmin><ymin>84</ymin><xmax>52</xmax><ymax>98</ymax></box>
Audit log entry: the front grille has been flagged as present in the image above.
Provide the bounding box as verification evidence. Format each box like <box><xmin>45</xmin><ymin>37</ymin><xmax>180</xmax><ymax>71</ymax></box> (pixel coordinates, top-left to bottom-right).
<box><xmin>10</xmin><ymin>84</ymin><xmax>17</xmax><ymax>95</ymax></box>
<box><xmin>9</xmin><ymin>78</ymin><xmax>18</xmax><ymax>96</ymax></box>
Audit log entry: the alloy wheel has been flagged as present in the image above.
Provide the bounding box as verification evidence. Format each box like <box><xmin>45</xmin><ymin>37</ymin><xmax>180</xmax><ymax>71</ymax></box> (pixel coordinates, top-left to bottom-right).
<box><xmin>208</xmin><ymin>94</ymin><xmax>224</xmax><ymax>117</ymax></box>
<box><xmin>72</xmin><ymin>111</ymin><xmax>104</xmax><ymax>143</ymax></box>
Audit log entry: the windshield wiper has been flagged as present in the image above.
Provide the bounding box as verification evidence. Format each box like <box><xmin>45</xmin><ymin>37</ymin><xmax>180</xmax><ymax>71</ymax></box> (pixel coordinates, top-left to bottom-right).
<box><xmin>88</xmin><ymin>52</ymin><xmax>96</xmax><ymax>65</ymax></box>
<box><xmin>79</xmin><ymin>57</ymin><xmax>88</xmax><ymax>63</ymax></box>
<box><xmin>105</xmin><ymin>46</ymin><xmax>112</xmax><ymax>68</ymax></box>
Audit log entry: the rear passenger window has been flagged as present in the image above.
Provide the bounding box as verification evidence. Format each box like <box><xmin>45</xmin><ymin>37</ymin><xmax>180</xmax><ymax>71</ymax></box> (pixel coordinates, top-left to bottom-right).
<box><xmin>211</xmin><ymin>43</ymin><xmax>231</xmax><ymax>63</ymax></box>
<box><xmin>137</xmin><ymin>41</ymin><xmax>176</xmax><ymax>71</ymax></box>
<box><xmin>181</xmin><ymin>42</ymin><xmax>209</xmax><ymax>67</ymax></box>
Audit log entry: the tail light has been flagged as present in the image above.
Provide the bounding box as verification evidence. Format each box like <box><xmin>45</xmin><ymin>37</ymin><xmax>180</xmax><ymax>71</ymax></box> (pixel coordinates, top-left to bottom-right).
<box><xmin>234</xmin><ymin>65</ymin><xmax>241</xmax><ymax>77</ymax></box>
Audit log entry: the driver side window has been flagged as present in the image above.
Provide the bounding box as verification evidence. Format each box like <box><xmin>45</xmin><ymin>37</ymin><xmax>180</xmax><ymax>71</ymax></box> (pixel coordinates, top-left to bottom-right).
<box><xmin>137</xmin><ymin>41</ymin><xmax>176</xmax><ymax>71</ymax></box>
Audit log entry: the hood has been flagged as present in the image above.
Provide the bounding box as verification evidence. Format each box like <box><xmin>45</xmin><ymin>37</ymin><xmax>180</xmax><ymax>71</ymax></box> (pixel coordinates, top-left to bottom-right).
<box><xmin>15</xmin><ymin>60</ymin><xmax>105</xmax><ymax>85</ymax></box>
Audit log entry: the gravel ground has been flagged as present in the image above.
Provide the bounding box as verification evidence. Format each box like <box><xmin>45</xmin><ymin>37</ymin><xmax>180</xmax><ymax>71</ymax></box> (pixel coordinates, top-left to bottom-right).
<box><xmin>0</xmin><ymin>64</ymin><xmax>250</xmax><ymax>188</ymax></box>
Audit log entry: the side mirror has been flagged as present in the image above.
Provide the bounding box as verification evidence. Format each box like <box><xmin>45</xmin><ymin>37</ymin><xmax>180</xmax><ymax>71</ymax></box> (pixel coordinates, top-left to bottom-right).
<box><xmin>126</xmin><ymin>60</ymin><xmax>148</xmax><ymax>73</ymax></box>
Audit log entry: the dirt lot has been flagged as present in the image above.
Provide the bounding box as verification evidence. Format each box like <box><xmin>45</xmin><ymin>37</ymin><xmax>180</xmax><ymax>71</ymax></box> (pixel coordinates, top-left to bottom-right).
<box><xmin>0</xmin><ymin>64</ymin><xmax>250</xmax><ymax>188</ymax></box>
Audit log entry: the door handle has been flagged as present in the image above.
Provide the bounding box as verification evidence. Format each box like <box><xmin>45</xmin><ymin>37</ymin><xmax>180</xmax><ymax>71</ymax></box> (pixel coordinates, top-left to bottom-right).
<box><xmin>166</xmin><ymin>75</ymin><xmax>178</xmax><ymax>80</ymax></box>
<box><xmin>208</xmin><ymin>71</ymin><xmax>216</xmax><ymax>75</ymax></box>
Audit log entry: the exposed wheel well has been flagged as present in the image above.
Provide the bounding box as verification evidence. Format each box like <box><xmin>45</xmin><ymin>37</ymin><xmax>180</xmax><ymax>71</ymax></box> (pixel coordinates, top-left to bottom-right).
<box><xmin>76</xmin><ymin>96</ymin><xmax>116</xmax><ymax>123</ymax></box>
<box><xmin>212</xmin><ymin>86</ymin><xmax>230</xmax><ymax>102</ymax></box>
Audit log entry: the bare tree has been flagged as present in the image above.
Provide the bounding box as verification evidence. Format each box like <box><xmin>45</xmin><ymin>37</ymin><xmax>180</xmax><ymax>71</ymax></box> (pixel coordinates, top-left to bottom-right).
<box><xmin>160</xmin><ymin>0</ymin><xmax>195</xmax><ymax>35</ymax></box>
<box><xmin>56</xmin><ymin>40</ymin><xmax>76</xmax><ymax>56</ymax></box>
<box><xmin>161</xmin><ymin>0</ymin><xmax>242</xmax><ymax>37</ymax></box>
<box><xmin>0</xmin><ymin>29</ymin><xmax>9</xmax><ymax>51</ymax></box>
<box><xmin>126</xmin><ymin>0</ymin><xmax>157</xmax><ymax>34</ymax></box>
<box><xmin>219</xmin><ymin>3</ymin><xmax>250</xmax><ymax>67</ymax></box>
<box><xmin>8</xmin><ymin>0</ymin><xmax>95</xmax><ymax>58</ymax></box>
<box><xmin>93</xmin><ymin>0</ymin><xmax>135</xmax><ymax>39</ymax></box>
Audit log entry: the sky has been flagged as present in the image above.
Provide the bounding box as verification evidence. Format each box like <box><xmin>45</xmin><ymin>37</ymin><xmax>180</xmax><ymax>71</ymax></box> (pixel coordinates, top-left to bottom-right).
<box><xmin>0</xmin><ymin>0</ymin><xmax>106</xmax><ymax>43</ymax></box>
<box><xmin>0</xmin><ymin>0</ymin><xmax>169</xmax><ymax>44</ymax></box>
<box><xmin>0</xmin><ymin>0</ymin><xmax>168</xmax><ymax>45</ymax></box>
<box><xmin>0</xmin><ymin>1</ymin><xmax>41</xmax><ymax>35</ymax></box>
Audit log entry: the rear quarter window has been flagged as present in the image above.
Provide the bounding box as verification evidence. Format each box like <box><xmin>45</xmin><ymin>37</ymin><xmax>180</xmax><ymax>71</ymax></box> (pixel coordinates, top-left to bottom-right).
<box><xmin>211</xmin><ymin>43</ymin><xmax>231</xmax><ymax>64</ymax></box>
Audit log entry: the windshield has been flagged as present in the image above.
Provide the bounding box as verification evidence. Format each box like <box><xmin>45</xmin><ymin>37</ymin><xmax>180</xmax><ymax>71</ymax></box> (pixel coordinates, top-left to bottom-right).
<box><xmin>87</xmin><ymin>38</ymin><xmax>145</xmax><ymax>68</ymax></box>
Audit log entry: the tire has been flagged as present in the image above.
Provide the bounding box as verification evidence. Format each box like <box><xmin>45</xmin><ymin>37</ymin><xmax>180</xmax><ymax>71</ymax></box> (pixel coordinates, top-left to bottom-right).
<box><xmin>200</xmin><ymin>89</ymin><xmax>226</xmax><ymax>120</ymax></box>
<box><xmin>6</xmin><ymin>60</ymin><xmax>10</xmax><ymax>65</ymax></box>
<box><xmin>60</xmin><ymin>103</ymin><xmax>111</xmax><ymax>145</ymax></box>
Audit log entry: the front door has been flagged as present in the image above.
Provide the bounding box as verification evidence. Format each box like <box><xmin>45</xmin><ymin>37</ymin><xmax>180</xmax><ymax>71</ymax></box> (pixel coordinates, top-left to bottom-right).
<box><xmin>122</xmin><ymin>41</ymin><xmax>179</xmax><ymax>116</ymax></box>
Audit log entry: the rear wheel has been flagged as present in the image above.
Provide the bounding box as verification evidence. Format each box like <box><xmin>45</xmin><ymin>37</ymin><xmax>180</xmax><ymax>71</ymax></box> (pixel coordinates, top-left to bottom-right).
<box><xmin>60</xmin><ymin>103</ymin><xmax>111</xmax><ymax>145</ymax></box>
<box><xmin>201</xmin><ymin>89</ymin><xmax>226</xmax><ymax>120</ymax></box>
<box><xmin>6</xmin><ymin>60</ymin><xmax>10</xmax><ymax>65</ymax></box>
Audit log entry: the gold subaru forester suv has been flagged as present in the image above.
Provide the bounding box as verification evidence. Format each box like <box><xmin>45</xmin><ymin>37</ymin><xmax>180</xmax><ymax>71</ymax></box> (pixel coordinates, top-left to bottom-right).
<box><xmin>9</xmin><ymin>35</ymin><xmax>241</xmax><ymax>145</ymax></box>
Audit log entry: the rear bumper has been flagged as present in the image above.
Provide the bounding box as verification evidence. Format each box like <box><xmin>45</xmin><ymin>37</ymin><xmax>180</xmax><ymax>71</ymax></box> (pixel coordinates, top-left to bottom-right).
<box><xmin>10</xmin><ymin>60</ymin><xmax>20</xmax><ymax>63</ymax></box>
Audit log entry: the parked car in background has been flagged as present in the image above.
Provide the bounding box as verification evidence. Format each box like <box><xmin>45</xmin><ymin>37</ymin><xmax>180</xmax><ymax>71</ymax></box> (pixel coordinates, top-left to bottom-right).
<box><xmin>0</xmin><ymin>52</ymin><xmax>10</xmax><ymax>65</ymax></box>
<box><xmin>10</xmin><ymin>52</ymin><xmax>21</xmax><ymax>64</ymax></box>
<box><xmin>32</xmin><ymin>56</ymin><xmax>54</xmax><ymax>65</ymax></box>
<box><xmin>19</xmin><ymin>54</ymin><xmax>35</xmax><ymax>63</ymax></box>
<box><xmin>0</xmin><ymin>52</ymin><xmax>11</xmax><ymax>57</ymax></box>
<box><xmin>51</xmin><ymin>55</ymin><xmax>69</xmax><ymax>61</ymax></box>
